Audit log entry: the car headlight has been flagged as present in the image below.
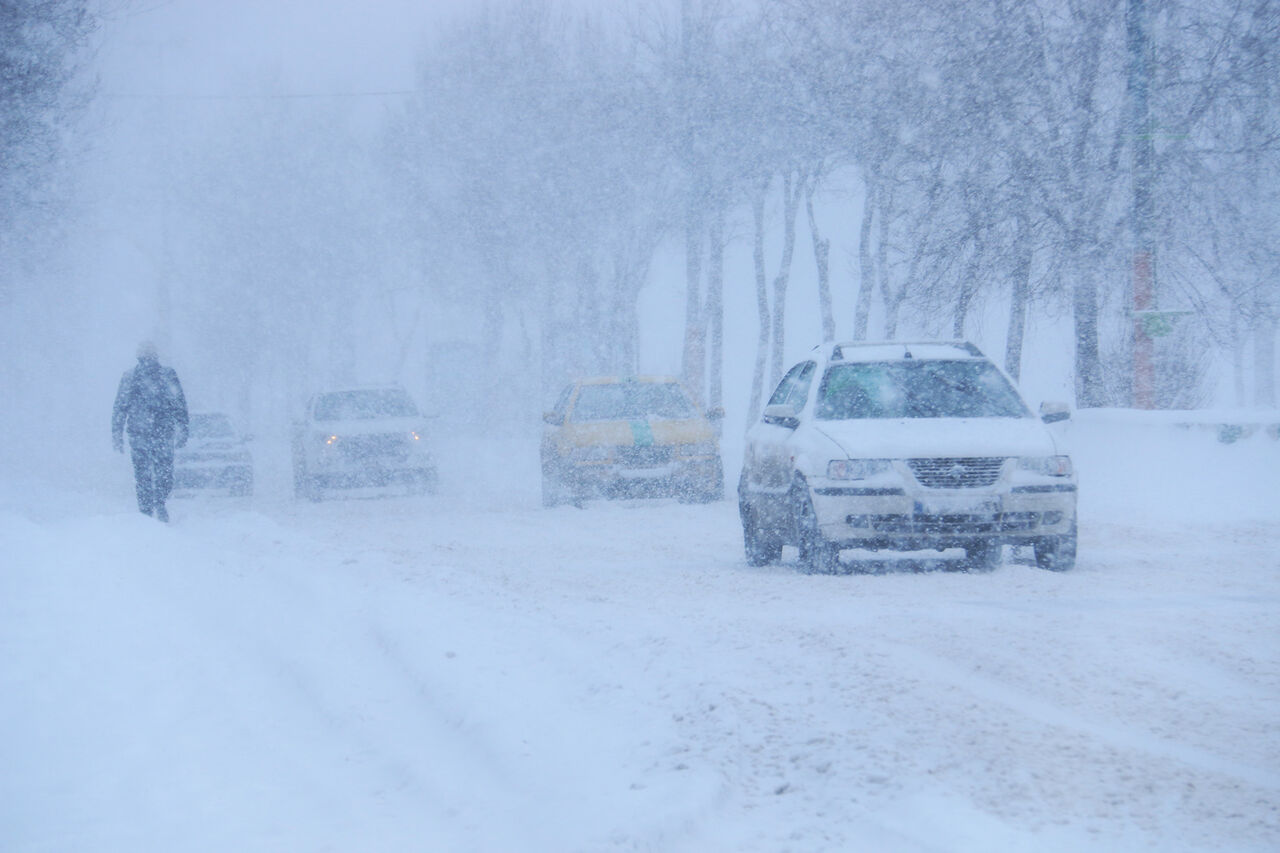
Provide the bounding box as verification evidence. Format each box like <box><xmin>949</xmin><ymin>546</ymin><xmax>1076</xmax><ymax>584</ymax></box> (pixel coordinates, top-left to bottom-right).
<box><xmin>678</xmin><ymin>441</ymin><xmax>718</xmax><ymax>457</ymax></box>
<box><xmin>827</xmin><ymin>458</ymin><xmax>892</xmax><ymax>480</ymax></box>
<box><xmin>1017</xmin><ymin>455</ymin><xmax>1073</xmax><ymax>477</ymax></box>
<box><xmin>569</xmin><ymin>445</ymin><xmax>613</xmax><ymax>462</ymax></box>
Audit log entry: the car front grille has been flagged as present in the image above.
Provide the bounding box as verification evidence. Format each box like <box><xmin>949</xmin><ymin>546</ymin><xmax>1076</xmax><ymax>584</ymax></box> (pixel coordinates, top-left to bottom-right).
<box><xmin>340</xmin><ymin>433</ymin><xmax>410</xmax><ymax>463</ymax></box>
<box><xmin>851</xmin><ymin>511</ymin><xmax>1047</xmax><ymax>535</ymax></box>
<box><xmin>617</xmin><ymin>446</ymin><xmax>672</xmax><ymax>468</ymax></box>
<box><xmin>908</xmin><ymin>457</ymin><xmax>1005</xmax><ymax>488</ymax></box>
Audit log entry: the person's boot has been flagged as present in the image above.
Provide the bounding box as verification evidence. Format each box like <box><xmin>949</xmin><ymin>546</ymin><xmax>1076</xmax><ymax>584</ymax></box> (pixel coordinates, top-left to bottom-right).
<box><xmin>155</xmin><ymin>504</ymin><xmax>168</xmax><ymax>523</ymax></box>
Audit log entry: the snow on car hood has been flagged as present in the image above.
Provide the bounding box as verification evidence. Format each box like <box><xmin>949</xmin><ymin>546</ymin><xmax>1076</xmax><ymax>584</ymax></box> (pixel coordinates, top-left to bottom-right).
<box><xmin>812</xmin><ymin>416</ymin><xmax>1061</xmax><ymax>459</ymax></box>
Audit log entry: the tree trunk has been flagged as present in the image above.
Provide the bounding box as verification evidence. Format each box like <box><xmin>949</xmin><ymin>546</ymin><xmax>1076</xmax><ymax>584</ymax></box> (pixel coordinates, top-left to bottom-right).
<box><xmin>854</xmin><ymin>167</ymin><xmax>876</xmax><ymax>340</ymax></box>
<box><xmin>1255</xmin><ymin>308</ymin><xmax>1276</xmax><ymax>407</ymax></box>
<box><xmin>876</xmin><ymin>185</ymin><xmax>899</xmax><ymax>339</ymax></box>
<box><xmin>681</xmin><ymin>201</ymin><xmax>705</xmax><ymax>406</ymax></box>
<box><xmin>1004</xmin><ymin>225</ymin><xmax>1033</xmax><ymax>382</ymax></box>
<box><xmin>806</xmin><ymin>178</ymin><xmax>834</xmax><ymax>342</ymax></box>
<box><xmin>747</xmin><ymin>180</ymin><xmax>771</xmax><ymax>424</ymax></box>
<box><xmin>1072</xmin><ymin>273</ymin><xmax>1107</xmax><ymax>407</ymax></box>
<box><xmin>769</xmin><ymin>170</ymin><xmax>803</xmax><ymax>390</ymax></box>
<box><xmin>951</xmin><ymin>233</ymin><xmax>985</xmax><ymax>339</ymax></box>
<box><xmin>707</xmin><ymin>204</ymin><xmax>726</xmax><ymax>422</ymax></box>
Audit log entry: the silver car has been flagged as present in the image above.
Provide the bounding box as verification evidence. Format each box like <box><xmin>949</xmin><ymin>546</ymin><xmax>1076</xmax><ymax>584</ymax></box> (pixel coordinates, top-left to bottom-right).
<box><xmin>174</xmin><ymin>412</ymin><xmax>254</xmax><ymax>496</ymax></box>
<box><xmin>738</xmin><ymin>341</ymin><xmax>1077</xmax><ymax>573</ymax></box>
<box><xmin>291</xmin><ymin>386</ymin><xmax>438</xmax><ymax>500</ymax></box>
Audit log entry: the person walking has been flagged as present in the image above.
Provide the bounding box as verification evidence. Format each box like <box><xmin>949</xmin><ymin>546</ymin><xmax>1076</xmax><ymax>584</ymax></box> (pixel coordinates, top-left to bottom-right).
<box><xmin>112</xmin><ymin>341</ymin><xmax>189</xmax><ymax>522</ymax></box>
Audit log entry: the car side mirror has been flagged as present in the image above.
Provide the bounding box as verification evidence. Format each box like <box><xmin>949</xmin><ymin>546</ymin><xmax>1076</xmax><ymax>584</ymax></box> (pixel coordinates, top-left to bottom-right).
<box><xmin>707</xmin><ymin>406</ymin><xmax>725</xmax><ymax>421</ymax></box>
<box><xmin>761</xmin><ymin>403</ymin><xmax>800</xmax><ymax>429</ymax></box>
<box><xmin>543</xmin><ymin>411</ymin><xmax>563</xmax><ymax>426</ymax></box>
<box><xmin>1040</xmin><ymin>402</ymin><xmax>1071</xmax><ymax>424</ymax></box>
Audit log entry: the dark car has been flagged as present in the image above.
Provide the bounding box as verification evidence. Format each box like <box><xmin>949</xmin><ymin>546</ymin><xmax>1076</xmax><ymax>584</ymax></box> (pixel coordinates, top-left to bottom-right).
<box><xmin>174</xmin><ymin>412</ymin><xmax>254</xmax><ymax>496</ymax></box>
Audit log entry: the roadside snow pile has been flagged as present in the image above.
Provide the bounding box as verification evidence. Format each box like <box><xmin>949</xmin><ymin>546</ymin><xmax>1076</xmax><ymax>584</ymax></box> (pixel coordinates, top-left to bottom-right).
<box><xmin>1070</xmin><ymin>408</ymin><xmax>1279</xmax><ymax>524</ymax></box>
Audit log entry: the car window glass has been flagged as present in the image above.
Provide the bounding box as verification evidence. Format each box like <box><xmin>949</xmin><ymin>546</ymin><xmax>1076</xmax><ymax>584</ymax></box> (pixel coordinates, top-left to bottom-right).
<box><xmin>768</xmin><ymin>362</ymin><xmax>809</xmax><ymax>408</ymax></box>
<box><xmin>570</xmin><ymin>382</ymin><xmax>696</xmax><ymax>422</ymax></box>
<box><xmin>786</xmin><ymin>362</ymin><xmax>816</xmax><ymax>410</ymax></box>
<box><xmin>314</xmin><ymin>390</ymin><xmax>419</xmax><ymax>421</ymax></box>
<box><xmin>190</xmin><ymin>414</ymin><xmax>234</xmax><ymax>438</ymax></box>
<box><xmin>816</xmin><ymin>361</ymin><xmax>1030</xmax><ymax>420</ymax></box>
<box><xmin>553</xmin><ymin>385</ymin><xmax>573</xmax><ymax>419</ymax></box>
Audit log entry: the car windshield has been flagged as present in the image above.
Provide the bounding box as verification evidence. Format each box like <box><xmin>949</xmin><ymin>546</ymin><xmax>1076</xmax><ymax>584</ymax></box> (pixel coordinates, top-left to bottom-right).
<box><xmin>314</xmin><ymin>389</ymin><xmax>418</xmax><ymax>421</ymax></box>
<box><xmin>571</xmin><ymin>382</ymin><xmax>697</xmax><ymax>422</ymax></box>
<box><xmin>816</xmin><ymin>360</ymin><xmax>1030</xmax><ymax>420</ymax></box>
<box><xmin>189</xmin><ymin>413</ymin><xmax>234</xmax><ymax>439</ymax></box>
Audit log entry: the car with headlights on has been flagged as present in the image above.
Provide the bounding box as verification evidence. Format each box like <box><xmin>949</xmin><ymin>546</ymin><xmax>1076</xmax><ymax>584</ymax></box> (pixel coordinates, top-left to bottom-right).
<box><xmin>738</xmin><ymin>341</ymin><xmax>1077</xmax><ymax>573</ymax></box>
<box><xmin>291</xmin><ymin>385</ymin><xmax>437</xmax><ymax>500</ymax></box>
<box><xmin>174</xmin><ymin>412</ymin><xmax>254</xmax><ymax>496</ymax></box>
<box><xmin>542</xmin><ymin>376</ymin><xmax>724</xmax><ymax>506</ymax></box>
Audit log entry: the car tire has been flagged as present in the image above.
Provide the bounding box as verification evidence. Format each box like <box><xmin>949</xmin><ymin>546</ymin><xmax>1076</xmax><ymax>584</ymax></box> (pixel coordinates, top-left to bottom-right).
<box><xmin>230</xmin><ymin>475</ymin><xmax>253</xmax><ymax>497</ymax></box>
<box><xmin>695</xmin><ymin>457</ymin><xmax>725</xmax><ymax>503</ymax></box>
<box><xmin>294</xmin><ymin>463</ymin><xmax>322</xmax><ymax>502</ymax></box>
<box><xmin>741</xmin><ymin>502</ymin><xmax>782</xmax><ymax>567</ymax></box>
<box><xmin>1034</xmin><ymin>524</ymin><xmax>1077</xmax><ymax>571</ymax></box>
<box><xmin>541</xmin><ymin>474</ymin><xmax>562</xmax><ymax>507</ymax></box>
<box><xmin>537</xmin><ymin>455</ymin><xmax>568</xmax><ymax>507</ymax></box>
<box><xmin>410</xmin><ymin>469</ymin><xmax>438</xmax><ymax>496</ymax></box>
<box><xmin>793</xmin><ymin>480</ymin><xmax>839</xmax><ymax>574</ymax></box>
<box><xmin>964</xmin><ymin>540</ymin><xmax>1002</xmax><ymax>572</ymax></box>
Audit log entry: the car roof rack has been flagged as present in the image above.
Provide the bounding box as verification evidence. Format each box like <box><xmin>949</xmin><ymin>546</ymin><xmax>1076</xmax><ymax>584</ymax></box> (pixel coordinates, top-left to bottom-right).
<box><xmin>828</xmin><ymin>340</ymin><xmax>984</xmax><ymax>361</ymax></box>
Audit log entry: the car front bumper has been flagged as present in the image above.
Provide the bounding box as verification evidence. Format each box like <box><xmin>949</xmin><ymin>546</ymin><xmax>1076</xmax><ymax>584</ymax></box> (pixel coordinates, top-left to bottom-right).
<box><xmin>809</xmin><ymin>482</ymin><xmax>1076</xmax><ymax>549</ymax></box>
<box><xmin>563</xmin><ymin>454</ymin><xmax>722</xmax><ymax>497</ymax></box>
<box><xmin>174</xmin><ymin>460</ymin><xmax>253</xmax><ymax>490</ymax></box>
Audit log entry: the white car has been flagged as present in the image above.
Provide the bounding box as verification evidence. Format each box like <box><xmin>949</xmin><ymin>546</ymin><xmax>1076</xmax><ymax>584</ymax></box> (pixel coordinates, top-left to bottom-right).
<box><xmin>738</xmin><ymin>341</ymin><xmax>1077</xmax><ymax>573</ymax></box>
<box><xmin>291</xmin><ymin>386</ymin><xmax>437</xmax><ymax>500</ymax></box>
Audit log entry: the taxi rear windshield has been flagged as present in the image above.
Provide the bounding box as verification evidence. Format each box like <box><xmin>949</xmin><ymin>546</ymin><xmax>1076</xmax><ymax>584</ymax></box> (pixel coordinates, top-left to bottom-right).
<box><xmin>571</xmin><ymin>383</ymin><xmax>696</xmax><ymax>422</ymax></box>
<box><xmin>816</xmin><ymin>360</ymin><xmax>1030</xmax><ymax>420</ymax></box>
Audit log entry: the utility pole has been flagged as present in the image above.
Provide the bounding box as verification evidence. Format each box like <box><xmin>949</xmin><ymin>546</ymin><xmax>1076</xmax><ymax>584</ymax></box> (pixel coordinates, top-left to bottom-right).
<box><xmin>1127</xmin><ymin>0</ymin><xmax>1156</xmax><ymax>408</ymax></box>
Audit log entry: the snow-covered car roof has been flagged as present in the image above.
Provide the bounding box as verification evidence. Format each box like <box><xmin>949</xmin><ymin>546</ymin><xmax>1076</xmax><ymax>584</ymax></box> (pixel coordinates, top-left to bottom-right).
<box><xmin>818</xmin><ymin>341</ymin><xmax>986</xmax><ymax>363</ymax></box>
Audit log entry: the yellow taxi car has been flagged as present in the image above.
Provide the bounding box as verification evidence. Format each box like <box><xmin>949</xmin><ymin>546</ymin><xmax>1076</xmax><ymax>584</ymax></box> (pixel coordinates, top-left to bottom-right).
<box><xmin>541</xmin><ymin>376</ymin><xmax>724</xmax><ymax>506</ymax></box>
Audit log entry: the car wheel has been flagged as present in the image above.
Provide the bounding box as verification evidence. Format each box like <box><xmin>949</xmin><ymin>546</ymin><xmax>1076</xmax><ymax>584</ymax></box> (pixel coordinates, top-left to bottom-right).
<box><xmin>697</xmin><ymin>458</ymin><xmax>725</xmax><ymax>503</ymax></box>
<box><xmin>741</xmin><ymin>501</ymin><xmax>782</xmax><ymax>567</ymax></box>
<box><xmin>541</xmin><ymin>473</ymin><xmax>562</xmax><ymax>507</ymax></box>
<box><xmin>964</xmin><ymin>540</ymin><xmax>1002</xmax><ymax>572</ymax></box>
<box><xmin>294</xmin><ymin>463</ymin><xmax>322</xmax><ymax>502</ymax></box>
<box><xmin>230</xmin><ymin>475</ymin><xmax>253</xmax><ymax>497</ymax></box>
<box><xmin>537</xmin><ymin>458</ymin><xmax>568</xmax><ymax>504</ymax></box>
<box><xmin>1034</xmin><ymin>524</ymin><xmax>1077</xmax><ymax>571</ymax></box>
<box><xmin>793</xmin><ymin>480</ymin><xmax>839</xmax><ymax>574</ymax></box>
<box><xmin>409</xmin><ymin>469</ymin><xmax>438</xmax><ymax>496</ymax></box>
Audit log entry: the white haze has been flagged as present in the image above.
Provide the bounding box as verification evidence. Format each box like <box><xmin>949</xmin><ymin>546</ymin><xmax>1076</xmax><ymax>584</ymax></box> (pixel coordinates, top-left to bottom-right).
<box><xmin>1</xmin><ymin>1</ymin><xmax>1277</xmax><ymax>851</ymax></box>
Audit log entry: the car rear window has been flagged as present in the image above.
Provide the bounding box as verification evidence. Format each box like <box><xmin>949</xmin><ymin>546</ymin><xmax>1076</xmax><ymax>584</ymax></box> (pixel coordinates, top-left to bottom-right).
<box><xmin>314</xmin><ymin>390</ymin><xmax>419</xmax><ymax>421</ymax></box>
<box><xmin>816</xmin><ymin>360</ymin><xmax>1030</xmax><ymax>420</ymax></box>
<box><xmin>571</xmin><ymin>382</ymin><xmax>697</xmax><ymax>422</ymax></box>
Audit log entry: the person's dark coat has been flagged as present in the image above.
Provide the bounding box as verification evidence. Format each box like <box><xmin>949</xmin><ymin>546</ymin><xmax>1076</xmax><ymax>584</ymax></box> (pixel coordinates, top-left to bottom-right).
<box><xmin>112</xmin><ymin>351</ymin><xmax>189</xmax><ymax>519</ymax></box>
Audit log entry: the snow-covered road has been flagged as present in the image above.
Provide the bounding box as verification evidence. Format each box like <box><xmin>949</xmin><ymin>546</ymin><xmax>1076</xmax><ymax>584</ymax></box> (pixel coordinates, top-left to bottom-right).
<box><xmin>3</xmin><ymin>416</ymin><xmax>1278</xmax><ymax>851</ymax></box>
